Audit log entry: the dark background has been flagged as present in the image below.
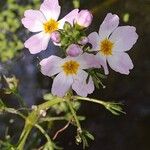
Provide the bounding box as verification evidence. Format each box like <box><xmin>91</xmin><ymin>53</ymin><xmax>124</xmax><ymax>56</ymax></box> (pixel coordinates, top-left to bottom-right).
<box><xmin>0</xmin><ymin>0</ymin><xmax>150</xmax><ymax>150</ymax></box>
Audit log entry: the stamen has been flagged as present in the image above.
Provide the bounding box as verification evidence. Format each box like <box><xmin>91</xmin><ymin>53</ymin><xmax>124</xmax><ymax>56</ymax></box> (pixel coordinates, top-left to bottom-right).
<box><xmin>43</xmin><ymin>19</ymin><xmax>59</xmax><ymax>33</ymax></box>
<box><xmin>62</xmin><ymin>60</ymin><xmax>80</xmax><ymax>75</ymax></box>
<box><xmin>100</xmin><ymin>39</ymin><xmax>114</xmax><ymax>56</ymax></box>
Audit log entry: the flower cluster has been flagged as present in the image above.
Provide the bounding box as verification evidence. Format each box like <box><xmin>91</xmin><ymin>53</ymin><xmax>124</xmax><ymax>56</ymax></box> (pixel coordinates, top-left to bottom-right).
<box><xmin>22</xmin><ymin>0</ymin><xmax>138</xmax><ymax>97</ymax></box>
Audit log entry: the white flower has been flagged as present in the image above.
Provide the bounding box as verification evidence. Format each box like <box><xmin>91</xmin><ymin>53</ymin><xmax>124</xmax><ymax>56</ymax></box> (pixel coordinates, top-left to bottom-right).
<box><xmin>22</xmin><ymin>0</ymin><xmax>79</xmax><ymax>54</ymax></box>
<box><xmin>88</xmin><ymin>13</ymin><xmax>138</xmax><ymax>75</ymax></box>
<box><xmin>40</xmin><ymin>53</ymin><xmax>100</xmax><ymax>97</ymax></box>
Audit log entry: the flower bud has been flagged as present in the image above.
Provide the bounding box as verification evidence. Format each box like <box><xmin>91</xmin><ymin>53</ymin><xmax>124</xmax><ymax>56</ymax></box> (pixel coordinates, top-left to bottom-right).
<box><xmin>75</xmin><ymin>10</ymin><xmax>93</xmax><ymax>28</ymax></box>
<box><xmin>66</xmin><ymin>44</ymin><xmax>83</xmax><ymax>57</ymax></box>
<box><xmin>78</xmin><ymin>37</ymin><xmax>89</xmax><ymax>45</ymax></box>
<box><xmin>50</xmin><ymin>31</ymin><xmax>61</xmax><ymax>43</ymax></box>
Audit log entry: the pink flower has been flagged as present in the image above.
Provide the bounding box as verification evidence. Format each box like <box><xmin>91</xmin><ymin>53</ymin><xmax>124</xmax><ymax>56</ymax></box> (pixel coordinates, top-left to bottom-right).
<box><xmin>75</xmin><ymin>10</ymin><xmax>93</xmax><ymax>28</ymax></box>
<box><xmin>40</xmin><ymin>53</ymin><xmax>100</xmax><ymax>97</ymax></box>
<box><xmin>88</xmin><ymin>13</ymin><xmax>138</xmax><ymax>75</ymax></box>
<box><xmin>22</xmin><ymin>0</ymin><xmax>79</xmax><ymax>54</ymax></box>
<box><xmin>66</xmin><ymin>44</ymin><xmax>83</xmax><ymax>57</ymax></box>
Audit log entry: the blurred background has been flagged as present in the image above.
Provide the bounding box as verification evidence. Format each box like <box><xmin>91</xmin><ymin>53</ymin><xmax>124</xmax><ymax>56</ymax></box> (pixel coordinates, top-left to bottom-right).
<box><xmin>0</xmin><ymin>0</ymin><xmax>150</xmax><ymax>149</ymax></box>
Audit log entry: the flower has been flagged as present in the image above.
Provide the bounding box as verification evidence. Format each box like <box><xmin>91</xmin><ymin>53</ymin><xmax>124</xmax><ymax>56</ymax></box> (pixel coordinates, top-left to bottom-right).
<box><xmin>40</xmin><ymin>53</ymin><xmax>100</xmax><ymax>97</ymax></box>
<box><xmin>66</xmin><ymin>44</ymin><xmax>83</xmax><ymax>57</ymax></box>
<box><xmin>88</xmin><ymin>13</ymin><xmax>138</xmax><ymax>75</ymax></box>
<box><xmin>22</xmin><ymin>0</ymin><xmax>79</xmax><ymax>54</ymax></box>
<box><xmin>75</xmin><ymin>10</ymin><xmax>93</xmax><ymax>28</ymax></box>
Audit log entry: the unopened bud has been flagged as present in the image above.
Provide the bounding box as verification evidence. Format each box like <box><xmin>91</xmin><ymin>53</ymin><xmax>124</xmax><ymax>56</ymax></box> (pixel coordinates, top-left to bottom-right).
<box><xmin>66</xmin><ymin>44</ymin><xmax>83</xmax><ymax>57</ymax></box>
<box><xmin>51</xmin><ymin>31</ymin><xmax>61</xmax><ymax>43</ymax></box>
<box><xmin>75</xmin><ymin>10</ymin><xmax>93</xmax><ymax>28</ymax></box>
<box><xmin>78</xmin><ymin>37</ymin><xmax>89</xmax><ymax>45</ymax></box>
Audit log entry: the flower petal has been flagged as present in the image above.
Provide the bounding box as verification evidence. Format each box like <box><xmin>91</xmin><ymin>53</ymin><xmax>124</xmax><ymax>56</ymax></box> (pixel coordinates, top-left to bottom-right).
<box><xmin>110</xmin><ymin>26</ymin><xmax>138</xmax><ymax>52</ymax></box>
<box><xmin>22</xmin><ymin>10</ymin><xmax>46</xmax><ymax>32</ymax></box>
<box><xmin>76</xmin><ymin>53</ymin><xmax>101</xmax><ymax>69</ymax></box>
<box><xmin>40</xmin><ymin>0</ymin><xmax>61</xmax><ymax>20</ymax></box>
<box><xmin>52</xmin><ymin>72</ymin><xmax>73</xmax><ymax>97</ymax></box>
<box><xmin>58</xmin><ymin>9</ymin><xmax>79</xmax><ymax>29</ymax></box>
<box><xmin>88</xmin><ymin>32</ymin><xmax>100</xmax><ymax>51</ymax></box>
<box><xmin>96</xmin><ymin>53</ymin><xmax>109</xmax><ymax>75</ymax></box>
<box><xmin>24</xmin><ymin>32</ymin><xmax>50</xmax><ymax>54</ymax></box>
<box><xmin>107</xmin><ymin>52</ymin><xmax>133</xmax><ymax>74</ymax></box>
<box><xmin>72</xmin><ymin>70</ymin><xmax>94</xmax><ymax>97</ymax></box>
<box><xmin>40</xmin><ymin>55</ymin><xmax>62</xmax><ymax>77</ymax></box>
<box><xmin>99</xmin><ymin>13</ymin><xmax>119</xmax><ymax>38</ymax></box>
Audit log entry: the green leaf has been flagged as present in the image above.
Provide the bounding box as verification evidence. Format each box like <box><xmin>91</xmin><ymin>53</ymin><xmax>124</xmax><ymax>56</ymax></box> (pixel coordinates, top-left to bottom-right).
<box><xmin>63</xmin><ymin>21</ymin><xmax>72</xmax><ymax>31</ymax></box>
<box><xmin>0</xmin><ymin>99</ymin><xmax>5</xmax><ymax>109</ymax></box>
<box><xmin>84</xmin><ymin>131</ymin><xmax>94</xmax><ymax>141</ymax></box>
<box><xmin>43</xmin><ymin>93</ymin><xmax>55</xmax><ymax>101</ymax></box>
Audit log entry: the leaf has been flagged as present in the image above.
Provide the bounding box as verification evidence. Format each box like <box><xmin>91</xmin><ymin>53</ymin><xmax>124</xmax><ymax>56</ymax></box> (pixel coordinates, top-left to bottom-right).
<box><xmin>96</xmin><ymin>72</ymin><xmax>107</xmax><ymax>79</ymax></box>
<box><xmin>63</xmin><ymin>21</ymin><xmax>72</xmax><ymax>31</ymax></box>
<box><xmin>84</xmin><ymin>131</ymin><xmax>94</xmax><ymax>141</ymax></box>
<box><xmin>43</xmin><ymin>93</ymin><xmax>55</xmax><ymax>101</ymax></box>
<box><xmin>0</xmin><ymin>99</ymin><xmax>5</xmax><ymax>109</ymax></box>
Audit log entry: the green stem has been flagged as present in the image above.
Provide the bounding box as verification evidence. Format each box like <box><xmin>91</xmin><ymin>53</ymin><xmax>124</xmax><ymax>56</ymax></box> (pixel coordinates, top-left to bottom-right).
<box><xmin>39</xmin><ymin>116</ymin><xmax>85</xmax><ymax>123</ymax></box>
<box><xmin>16</xmin><ymin>97</ymin><xmax>63</xmax><ymax>150</ymax></box>
<box><xmin>73</xmin><ymin>96</ymin><xmax>106</xmax><ymax>106</ymax></box>
<box><xmin>35</xmin><ymin>124</ymin><xmax>53</xmax><ymax>149</ymax></box>
<box><xmin>73</xmin><ymin>96</ymin><xmax>125</xmax><ymax>115</ymax></box>
<box><xmin>4</xmin><ymin>108</ymin><xmax>26</xmax><ymax>120</ymax></box>
<box><xmin>39</xmin><ymin>116</ymin><xmax>67</xmax><ymax>123</ymax></box>
<box><xmin>66</xmin><ymin>99</ymin><xmax>82</xmax><ymax>133</ymax></box>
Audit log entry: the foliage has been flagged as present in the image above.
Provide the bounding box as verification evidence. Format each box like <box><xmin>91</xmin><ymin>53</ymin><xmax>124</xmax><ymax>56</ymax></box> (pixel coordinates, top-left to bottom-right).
<box><xmin>0</xmin><ymin>0</ymin><xmax>40</xmax><ymax>62</ymax></box>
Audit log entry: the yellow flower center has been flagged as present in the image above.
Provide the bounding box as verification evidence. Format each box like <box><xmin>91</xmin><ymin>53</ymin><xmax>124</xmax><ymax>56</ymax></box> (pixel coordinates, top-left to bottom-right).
<box><xmin>100</xmin><ymin>38</ymin><xmax>114</xmax><ymax>56</ymax></box>
<box><xmin>43</xmin><ymin>19</ymin><xmax>59</xmax><ymax>33</ymax></box>
<box><xmin>62</xmin><ymin>60</ymin><xmax>80</xmax><ymax>75</ymax></box>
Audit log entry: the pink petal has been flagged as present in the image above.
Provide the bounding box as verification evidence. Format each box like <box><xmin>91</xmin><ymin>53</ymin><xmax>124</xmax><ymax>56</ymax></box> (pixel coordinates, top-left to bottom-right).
<box><xmin>96</xmin><ymin>53</ymin><xmax>109</xmax><ymax>75</ymax></box>
<box><xmin>110</xmin><ymin>26</ymin><xmax>138</xmax><ymax>52</ymax></box>
<box><xmin>24</xmin><ymin>32</ymin><xmax>50</xmax><ymax>54</ymax></box>
<box><xmin>99</xmin><ymin>13</ymin><xmax>119</xmax><ymax>38</ymax></box>
<box><xmin>40</xmin><ymin>55</ymin><xmax>62</xmax><ymax>77</ymax></box>
<box><xmin>88</xmin><ymin>32</ymin><xmax>100</xmax><ymax>51</ymax></box>
<box><xmin>40</xmin><ymin>0</ymin><xmax>61</xmax><ymax>20</ymax></box>
<box><xmin>52</xmin><ymin>72</ymin><xmax>73</xmax><ymax>97</ymax></box>
<box><xmin>107</xmin><ymin>52</ymin><xmax>133</xmax><ymax>74</ymax></box>
<box><xmin>76</xmin><ymin>53</ymin><xmax>101</xmax><ymax>69</ymax></box>
<box><xmin>72</xmin><ymin>70</ymin><xmax>94</xmax><ymax>97</ymax></box>
<box><xmin>22</xmin><ymin>10</ymin><xmax>46</xmax><ymax>32</ymax></box>
<box><xmin>58</xmin><ymin>9</ymin><xmax>79</xmax><ymax>29</ymax></box>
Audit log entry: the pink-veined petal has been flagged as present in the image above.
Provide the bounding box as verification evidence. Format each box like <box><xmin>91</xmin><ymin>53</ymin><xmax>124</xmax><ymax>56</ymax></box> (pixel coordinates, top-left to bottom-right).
<box><xmin>88</xmin><ymin>32</ymin><xmax>100</xmax><ymax>51</ymax></box>
<box><xmin>52</xmin><ymin>72</ymin><xmax>73</xmax><ymax>97</ymax></box>
<box><xmin>72</xmin><ymin>70</ymin><xmax>94</xmax><ymax>97</ymax></box>
<box><xmin>58</xmin><ymin>9</ymin><xmax>79</xmax><ymax>29</ymax></box>
<box><xmin>22</xmin><ymin>10</ymin><xmax>46</xmax><ymax>32</ymax></box>
<box><xmin>107</xmin><ymin>52</ymin><xmax>134</xmax><ymax>74</ymax></box>
<box><xmin>40</xmin><ymin>55</ymin><xmax>62</xmax><ymax>77</ymax></box>
<box><xmin>75</xmin><ymin>53</ymin><xmax>101</xmax><ymax>69</ymax></box>
<box><xmin>96</xmin><ymin>53</ymin><xmax>109</xmax><ymax>75</ymax></box>
<box><xmin>40</xmin><ymin>0</ymin><xmax>61</xmax><ymax>20</ymax></box>
<box><xmin>110</xmin><ymin>26</ymin><xmax>138</xmax><ymax>52</ymax></box>
<box><xmin>24</xmin><ymin>32</ymin><xmax>50</xmax><ymax>54</ymax></box>
<box><xmin>99</xmin><ymin>13</ymin><xmax>119</xmax><ymax>38</ymax></box>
